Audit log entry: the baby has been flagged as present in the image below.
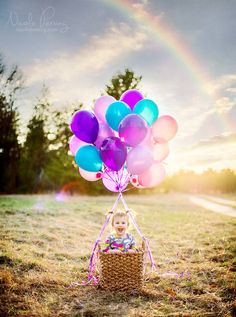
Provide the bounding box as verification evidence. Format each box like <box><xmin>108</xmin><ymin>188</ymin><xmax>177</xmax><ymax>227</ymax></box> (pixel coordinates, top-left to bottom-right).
<box><xmin>103</xmin><ymin>210</ymin><xmax>138</xmax><ymax>253</ymax></box>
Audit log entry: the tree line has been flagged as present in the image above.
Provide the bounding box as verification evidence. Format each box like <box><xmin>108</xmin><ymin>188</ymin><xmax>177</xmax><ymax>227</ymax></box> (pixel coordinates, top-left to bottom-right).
<box><xmin>0</xmin><ymin>56</ymin><xmax>236</xmax><ymax>194</ymax></box>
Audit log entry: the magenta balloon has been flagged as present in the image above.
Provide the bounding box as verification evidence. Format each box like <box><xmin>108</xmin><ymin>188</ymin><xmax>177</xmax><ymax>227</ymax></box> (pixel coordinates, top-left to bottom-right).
<box><xmin>95</xmin><ymin>122</ymin><xmax>115</xmax><ymax>149</ymax></box>
<box><xmin>120</xmin><ymin>89</ymin><xmax>144</xmax><ymax>110</ymax></box>
<box><xmin>102</xmin><ymin>168</ymin><xmax>129</xmax><ymax>192</ymax></box>
<box><xmin>69</xmin><ymin>135</ymin><xmax>87</xmax><ymax>156</ymax></box>
<box><xmin>79</xmin><ymin>168</ymin><xmax>103</xmax><ymax>182</ymax></box>
<box><xmin>94</xmin><ymin>95</ymin><xmax>116</xmax><ymax>123</ymax></box>
<box><xmin>152</xmin><ymin>141</ymin><xmax>169</xmax><ymax>162</ymax></box>
<box><xmin>138</xmin><ymin>162</ymin><xmax>166</xmax><ymax>187</ymax></box>
<box><xmin>126</xmin><ymin>145</ymin><xmax>153</xmax><ymax>175</ymax></box>
<box><xmin>100</xmin><ymin>137</ymin><xmax>127</xmax><ymax>171</ymax></box>
<box><xmin>118</xmin><ymin>114</ymin><xmax>148</xmax><ymax>147</ymax></box>
<box><xmin>70</xmin><ymin>110</ymin><xmax>99</xmax><ymax>143</ymax></box>
<box><xmin>152</xmin><ymin>115</ymin><xmax>178</xmax><ymax>142</ymax></box>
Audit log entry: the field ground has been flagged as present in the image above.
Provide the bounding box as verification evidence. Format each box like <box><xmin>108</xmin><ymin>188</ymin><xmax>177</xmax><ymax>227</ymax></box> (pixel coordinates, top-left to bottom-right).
<box><xmin>0</xmin><ymin>194</ymin><xmax>236</xmax><ymax>316</ymax></box>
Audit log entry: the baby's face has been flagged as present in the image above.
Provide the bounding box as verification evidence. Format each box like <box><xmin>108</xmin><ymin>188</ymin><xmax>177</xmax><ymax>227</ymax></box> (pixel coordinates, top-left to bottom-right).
<box><xmin>113</xmin><ymin>216</ymin><xmax>128</xmax><ymax>237</ymax></box>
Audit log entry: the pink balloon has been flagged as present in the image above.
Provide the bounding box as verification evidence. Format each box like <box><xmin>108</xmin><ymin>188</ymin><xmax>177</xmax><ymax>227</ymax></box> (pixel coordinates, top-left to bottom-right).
<box><xmin>152</xmin><ymin>141</ymin><xmax>169</xmax><ymax>162</ymax></box>
<box><xmin>152</xmin><ymin>115</ymin><xmax>178</xmax><ymax>142</ymax></box>
<box><xmin>95</xmin><ymin>122</ymin><xmax>115</xmax><ymax>149</ymax></box>
<box><xmin>138</xmin><ymin>162</ymin><xmax>166</xmax><ymax>187</ymax></box>
<box><xmin>94</xmin><ymin>96</ymin><xmax>116</xmax><ymax>123</ymax></box>
<box><xmin>126</xmin><ymin>145</ymin><xmax>153</xmax><ymax>175</ymax></box>
<box><xmin>130</xmin><ymin>175</ymin><xmax>145</xmax><ymax>189</ymax></box>
<box><xmin>79</xmin><ymin>168</ymin><xmax>103</xmax><ymax>182</ymax></box>
<box><xmin>102</xmin><ymin>168</ymin><xmax>129</xmax><ymax>192</ymax></box>
<box><xmin>69</xmin><ymin>135</ymin><xmax>87</xmax><ymax>155</ymax></box>
<box><xmin>139</xmin><ymin>126</ymin><xmax>154</xmax><ymax>148</ymax></box>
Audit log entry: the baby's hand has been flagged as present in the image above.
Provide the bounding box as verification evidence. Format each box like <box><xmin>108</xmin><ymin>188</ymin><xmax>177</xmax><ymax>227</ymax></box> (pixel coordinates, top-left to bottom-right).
<box><xmin>128</xmin><ymin>249</ymin><xmax>135</xmax><ymax>253</ymax></box>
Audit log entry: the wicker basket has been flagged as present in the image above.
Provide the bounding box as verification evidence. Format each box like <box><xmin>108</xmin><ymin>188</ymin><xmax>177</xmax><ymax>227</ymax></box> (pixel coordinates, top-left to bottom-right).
<box><xmin>98</xmin><ymin>249</ymin><xmax>144</xmax><ymax>291</ymax></box>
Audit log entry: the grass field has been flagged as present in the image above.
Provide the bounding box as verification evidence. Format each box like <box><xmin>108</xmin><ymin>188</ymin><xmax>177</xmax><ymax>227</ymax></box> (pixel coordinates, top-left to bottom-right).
<box><xmin>0</xmin><ymin>194</ymin><xmax>235</xmax><ymax>317</ymax></box>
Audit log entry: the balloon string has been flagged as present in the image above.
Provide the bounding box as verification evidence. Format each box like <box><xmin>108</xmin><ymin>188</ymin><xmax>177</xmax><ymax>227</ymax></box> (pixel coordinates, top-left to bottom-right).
<box><xmin>119</xmin><ymin>193</ymin><xmax>157</xmax><ymax>272</ymax></box>
<box><xmin>126</xmin><ymin>171</ymin><xmax>131</xmax><ymax>182</ymax></box>
<box><xmin>119</xmin><ymin>166</ymin><xmax>125</xmax><ymax>184</ymax></box>
<box><xmin>88</xmin><ymin>192</ymin><xmax>122</xmax><ymax>279</ymax></box>
<box><xmin>102</xmin><ymin>175</ymin><xmax>117</xmax><ymax>182</ymax></box>
<box><xmin>105</xmin><ymin>170</ymin><xmax>119</xmax><ymax>185</ymax></box>
<box><xmin>124</xmin><ymin>171</ymin><xmax>131</xmax><ymax>187</ymax></box>
<box><xmin>119</xmin><ymin>167</ymin><xmax>123</xmax><ymax>183</ymax></box>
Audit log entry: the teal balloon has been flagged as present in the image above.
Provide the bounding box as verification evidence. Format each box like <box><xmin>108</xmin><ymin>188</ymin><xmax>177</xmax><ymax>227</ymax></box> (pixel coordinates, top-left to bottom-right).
<box><xmin>133</xmin><ymin>99</ymin><xmax>159</xmax><ymax>126</ymax></box>
<box><xmin>105</xmin><ymin>101</ymin><xmax>131</xmax><ymax>131</ymax></box>
<box><xmin>75</xmin><ymin>145</ymin><xmax>102</xmax><ymax>172</ymax></box>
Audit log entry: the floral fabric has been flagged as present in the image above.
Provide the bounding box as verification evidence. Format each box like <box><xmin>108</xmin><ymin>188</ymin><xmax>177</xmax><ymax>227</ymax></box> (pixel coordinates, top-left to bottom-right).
<box><xmin>103</xmin><ymin>233</ymin><xmax>137</xmax><ymax>252</ymax></box>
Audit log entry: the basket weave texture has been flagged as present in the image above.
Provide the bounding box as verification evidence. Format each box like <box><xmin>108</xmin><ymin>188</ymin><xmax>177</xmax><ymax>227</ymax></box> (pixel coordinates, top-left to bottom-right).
<box><xmin>99</xmin><ymin>251</ymin><xmax>144</xmax><ymax>291</ymax></box>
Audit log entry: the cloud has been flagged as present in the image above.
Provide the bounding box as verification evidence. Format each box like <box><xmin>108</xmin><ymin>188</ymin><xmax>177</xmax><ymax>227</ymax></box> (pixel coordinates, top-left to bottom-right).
<box><xmin>131</xmin><ymin>1</ymin><xmax>165</xmax><ymax>26</ymax></box>
<box><xmin>212</xmin><ymin>74</ymin><xmax>236</xmax><ymax>92</ymax></box>
<box><xmin>23</xmin><ymin>23</ymin><xmax>147</xmax><ymax>103</ymax></box>
<box><xmin>166</xmin><ymin>131</ymin><xmax>236</xmax><ymax>173</ymax></box>
<box><xmin>187</xmin><ymin>133</ymin><xmax>236</xmax><ymax>149</ymax></box>
<box><xmin>192</xmin><ymin>104</ymin><xmax>236</xmax><ymax>142</ymax></box>
<box><xmin>208</xmin><ymin>74</ymin><xmax>236</xmax><ymax>112</ymax></box>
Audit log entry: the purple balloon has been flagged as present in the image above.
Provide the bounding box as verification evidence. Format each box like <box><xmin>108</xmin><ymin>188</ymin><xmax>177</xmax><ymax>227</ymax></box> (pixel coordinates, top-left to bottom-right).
<box><xmin>70</xmin><ymin>110</ymin><xmax>99</xmax><ymax>143</ymax></box>
<box><xmin>102</xmin><ymin>168</ymin><xmax>129</xmax><ymax>192</ymax></box>
<box><xmin>119</xmin><ymin>114</ymin><xmax>148</xmax><ymax>147</ymax></box>
<box><xmin>94</xmin><ymin>122</ymin><xmax>115</xmax><ymax>149</ymax></box>
<box><xmin>120</xmin><ymin>89</ymin><xmax>144</xmax><ymax>110</ymax></box>
<box><xmin>100</xmin><ymin>137</ymin><xmax>127</xmax><ymax>171</ymax></box>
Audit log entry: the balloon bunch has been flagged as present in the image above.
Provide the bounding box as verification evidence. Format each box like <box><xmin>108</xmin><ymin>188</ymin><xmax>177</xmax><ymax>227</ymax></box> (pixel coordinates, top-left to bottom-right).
<box><xmin>69</xmin><ymin>89</ymin><xmax>178</xmax><ymax>192</ymax></box>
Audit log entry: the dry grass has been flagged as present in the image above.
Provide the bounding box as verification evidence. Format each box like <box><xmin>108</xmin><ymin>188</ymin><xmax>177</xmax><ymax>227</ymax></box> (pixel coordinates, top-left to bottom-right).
<box><xmin>0</xmin><ymin>193</ymin><xmax>235</xmax><ymax>316</ymax></box>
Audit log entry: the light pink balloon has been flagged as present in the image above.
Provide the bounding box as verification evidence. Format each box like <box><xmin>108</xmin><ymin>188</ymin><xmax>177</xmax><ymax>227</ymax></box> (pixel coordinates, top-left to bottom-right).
<box><xmin>94</xmin><ymin>95</ymin><xmax>116</xmax><ymax>123</ymax></box>
<box><xmin>152</xmin><ymin>115</ymin><xmax>178</xmax><ymax>142</ymax></box>
<box><xmin>95</xmin><ymin>122</ymin><xmax>115</xmax><ymax>149</ymax></box>
<box><xmin>139</xmin><ymin>126</ymin><xmax>154</xmax><ymax>148</ymax></box>
<box><xmin>79</xmin><ymin>168</ymin><xmax>103</xmax><ymax>182</ymax></box>
<box><xmin>127</xmin><ymin>145</ymin><xmax>153</xmax><ymax>175</ymax></box>
<box><xmin>102</xmin><ymin>168</ymin><xmax>129</xmax><ymax>192</ymax></box>
<box><xmin>152</xmin><ymin>141</ymin><xmax>169</xmax><ymax>162</ymax></box>
<box><xmin>130</xmin><ymin>175</ymin><xmax>145</xmax><ymax>188</ymax></box>
<box><xmin>69</xmin><ymin>135</ymin><xmax>87</xmax><ymax>155</ymax></box>
<box><xmin>138</xmin><ymin>162</ymin><xmax>166</xmax><ymax>187</ymax></box>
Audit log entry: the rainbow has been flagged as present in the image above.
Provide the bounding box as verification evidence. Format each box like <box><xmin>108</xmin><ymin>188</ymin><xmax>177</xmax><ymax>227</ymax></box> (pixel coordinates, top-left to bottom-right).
<box><xmin>102</xmin><ymin>0</ymin><xmax>234</xmax><ymax>133</ymax></box>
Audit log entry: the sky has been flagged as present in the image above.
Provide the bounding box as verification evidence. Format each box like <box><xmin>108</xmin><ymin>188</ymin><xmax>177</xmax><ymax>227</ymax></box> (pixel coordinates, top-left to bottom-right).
<box><xmin>0</xmin><ymin>0</ymin><xmax>236</xmax><ymax>173</ymax></box>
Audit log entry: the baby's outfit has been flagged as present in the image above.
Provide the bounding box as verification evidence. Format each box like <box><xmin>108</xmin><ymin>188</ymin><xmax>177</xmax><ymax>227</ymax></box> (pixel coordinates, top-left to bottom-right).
<box><xmin>103</xmin><ymin>233</ymin><xmax>138</xmax><ymax>252</ymax></box>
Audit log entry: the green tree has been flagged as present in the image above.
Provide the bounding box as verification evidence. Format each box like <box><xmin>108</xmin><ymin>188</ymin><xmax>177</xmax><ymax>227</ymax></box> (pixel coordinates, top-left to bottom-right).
<box><xmin>218</xmin><ymin>169</ymin><xmax>236</xmax><ymax>193</ymax></box>
<box><xmin>105</xmin><ymin>68</ymin><xmax>142</xmax><ymax>99</ymax></box>
<box><xmin>44</xmin><ymin>105</ymin><xmax>81</xmax><ymax>191</ymax></box>
<box><xmin>20</xmin><ymin>96</ymin><xmax>49</xmax><ymax>192</ymax></box>
<box><xmin>0</xmin><ymin>56</ymin><xmax>23</xmax><ymax>193</ymax></box>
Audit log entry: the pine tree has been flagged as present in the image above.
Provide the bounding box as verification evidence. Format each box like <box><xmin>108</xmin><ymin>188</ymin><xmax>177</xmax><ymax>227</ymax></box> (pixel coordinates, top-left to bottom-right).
<box><xmin>0</xmin><ymin>57</ymin><xmax>22</xmax><ymax>193</ymax></box>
